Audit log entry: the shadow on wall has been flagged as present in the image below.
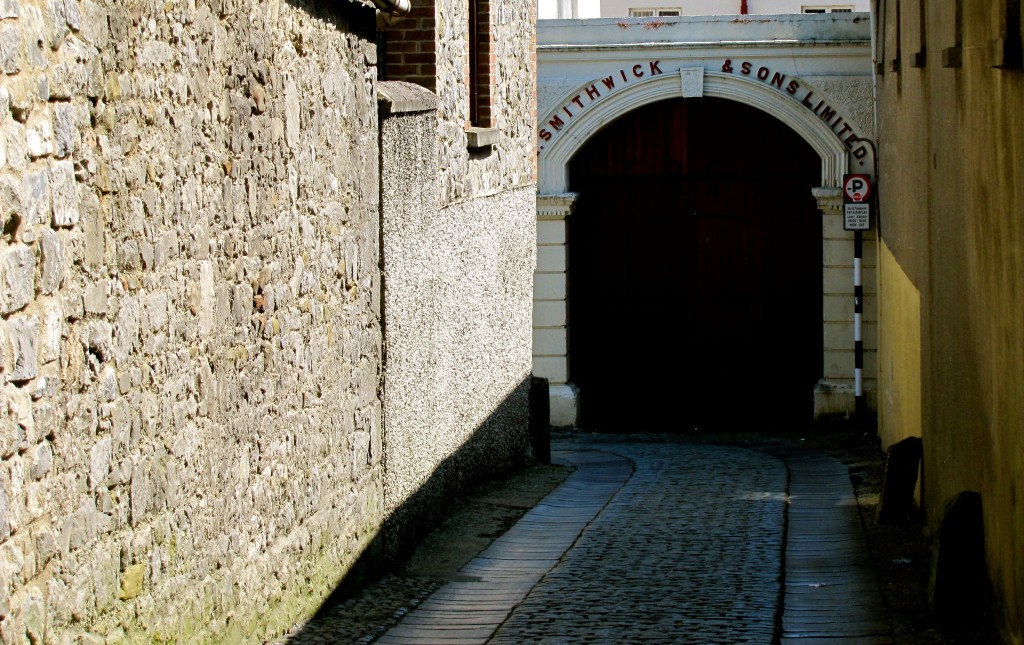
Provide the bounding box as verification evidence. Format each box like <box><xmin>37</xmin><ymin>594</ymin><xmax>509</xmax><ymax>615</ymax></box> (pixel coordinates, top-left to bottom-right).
<box><xmin>283</xmin><ymin>376</ymin><xmax>548</xmax><ymax>641</ymax></box>
<box><xmin>285</xmin><ymin>0</ymin><xmax>379</xmax><ymax>39</ymax></box>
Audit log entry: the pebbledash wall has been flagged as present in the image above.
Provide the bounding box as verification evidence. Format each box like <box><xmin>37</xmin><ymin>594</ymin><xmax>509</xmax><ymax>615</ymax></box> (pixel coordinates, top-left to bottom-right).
<box><xmin>0</xmin><ymin>0</ymin><xmax>536</xmax><ymax>642</ymax></box>
<box><xmin>378</xmin><ymin>0</ymin><xmax>538</xmax><ymax>563</ymax></box>
<box><xmin>379</xmin><ymin>91</ymin><xmax>536</xmax><ymax>560</ymax></box>
<box><xmin>534</xmin><ymin>14</ymin><xmax>876</xmax><ymax>426</ymax></box>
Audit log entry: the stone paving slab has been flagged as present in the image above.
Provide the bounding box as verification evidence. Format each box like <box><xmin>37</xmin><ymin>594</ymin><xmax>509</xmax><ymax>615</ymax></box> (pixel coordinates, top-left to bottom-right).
<box><xmin>776</xmin><ymin>448</ymin><xmax>891</xmax><ymax>643</ymax></box>
<box><xmin>373</xmin><ymin>448</ymin><xmax>634</xmax><ymax>644</ymax></box>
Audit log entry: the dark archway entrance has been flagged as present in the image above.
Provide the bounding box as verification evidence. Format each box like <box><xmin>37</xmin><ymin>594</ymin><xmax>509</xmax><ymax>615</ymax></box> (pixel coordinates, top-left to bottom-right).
<box><xmin>568</xmin><ymin>97</ymin><xmax>823</xmax><ymax>432</ymax></box>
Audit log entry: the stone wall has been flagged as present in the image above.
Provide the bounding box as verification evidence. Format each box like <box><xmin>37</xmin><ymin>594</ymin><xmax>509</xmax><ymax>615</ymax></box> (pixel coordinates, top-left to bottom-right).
<box><xmin>378</xmin><ymin>81</ymin><xmax>535</xmax><ymax>562</ymax></box>
<box><xmin>433</xmin><ymin>0</ymin><xmax>537</xmax><ymax>204</ymax></box>
<box><xmin>0</xmin><ymin>0</ymin><xmax>384</xmax><ymax>641</ymax></box>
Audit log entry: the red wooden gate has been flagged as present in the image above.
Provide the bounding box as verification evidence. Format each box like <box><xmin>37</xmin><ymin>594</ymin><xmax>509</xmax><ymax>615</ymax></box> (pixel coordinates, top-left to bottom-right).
<box><xmin>568</xmin><ymin>97</ymin><xmax>822</xmax><ymax>431</ymax></box>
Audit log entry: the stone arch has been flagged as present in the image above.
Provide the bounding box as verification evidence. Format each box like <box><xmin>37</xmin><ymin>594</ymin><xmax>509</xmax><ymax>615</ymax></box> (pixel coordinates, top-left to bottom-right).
<box><xmin>538</xmin><ymin>70</ymin><xmax>853</xmax><ymax>195</ymax></box>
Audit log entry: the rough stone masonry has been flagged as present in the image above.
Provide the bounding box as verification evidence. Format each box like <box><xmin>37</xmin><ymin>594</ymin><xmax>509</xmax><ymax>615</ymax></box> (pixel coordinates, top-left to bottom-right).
<box><xmin>0</xmin><ymin>0</ymin><xmax>388</xmax><ymax>641</ymax></box>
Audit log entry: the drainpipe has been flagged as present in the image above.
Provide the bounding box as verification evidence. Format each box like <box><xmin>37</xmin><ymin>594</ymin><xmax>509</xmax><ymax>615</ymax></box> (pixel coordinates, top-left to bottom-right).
<box><xmin>740</xmin><ymin>0</ymin><xmax>748</xmax><ymax>13</ymax></box>
<box><xmin>372</xmin><ymin>0</ymin><xmax>411</xmax><ymax>17</ymax></box>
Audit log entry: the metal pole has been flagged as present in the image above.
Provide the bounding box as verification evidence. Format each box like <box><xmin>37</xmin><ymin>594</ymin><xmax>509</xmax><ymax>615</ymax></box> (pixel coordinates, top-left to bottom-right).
<box><xmin>847</xmin><ymin>135</ymin><xmax>879</xmax><ymax>427</ymax></box>
<box><xmin>854</xmin><ymin>229</ymin><xmax>865</xmax><ymax>421</ymax></box>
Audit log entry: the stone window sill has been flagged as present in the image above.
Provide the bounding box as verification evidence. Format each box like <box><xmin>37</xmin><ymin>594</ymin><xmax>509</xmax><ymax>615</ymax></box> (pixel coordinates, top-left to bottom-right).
<box><xmin>466</xmin><ymin>127</ymin><xmax>499</xmax><ymax>149</ymax></box>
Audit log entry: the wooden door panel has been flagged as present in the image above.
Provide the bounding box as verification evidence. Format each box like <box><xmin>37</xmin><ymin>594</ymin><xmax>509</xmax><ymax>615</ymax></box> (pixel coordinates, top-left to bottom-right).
<box><xmin>569</xmin><ymin>97</ymin><xmax>822</xmax><ymax>431</ymax></box>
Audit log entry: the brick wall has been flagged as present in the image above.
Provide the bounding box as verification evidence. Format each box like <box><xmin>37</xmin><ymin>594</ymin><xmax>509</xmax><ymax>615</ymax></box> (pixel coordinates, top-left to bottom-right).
<box><xmin>384</xmin><ymin>0</ymin><xmax>437</xmax><ymax>91</ymax></box>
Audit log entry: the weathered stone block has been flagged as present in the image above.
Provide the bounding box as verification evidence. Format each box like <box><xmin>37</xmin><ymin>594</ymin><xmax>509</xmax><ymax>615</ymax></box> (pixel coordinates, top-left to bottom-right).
<box><xmin>0</xmin><ymin>584</ymin><xmax>8</xmax><ymax>625</ymax></box>
<box><xmin>92</xmin><ymin>543</ymin><xmax>118</xmax><ymax>612</ymax></box>
<box><xmin>0</xmin><ymin>244</ymin><xmax>35</xmax><ymax>314</ymax></box>
<box><xmin>37</xmin><ymin>297</ymin><xmax>62</xmax><ymax>364</ymax></box>
<box><xmin>145</xmin><ymin>293</ymin><xmax>167</xmax><ymax>332</ymax></box>
<box><xmin>83</xmin><ymin>281</ymin><xmax>108</xmax><ymax>315</ymax></box>
<box><xmin>8</xmin><ymin>315</ymin><xmax>38</xmax><ymax>382</ymax></box>
<box><xmin>97</xmin><ymin>365</ymin><xmax>116</xmax><ymax>402</ymax></box>
<box><xmin>21</xmin><ymin>588</ymin><xmax>45</xmax><ymax>644</ymax></box>
<box><xmin>25</xmin><ymin>482</ymin><xmax>46</xmax><ymax>520</ymax></box>
<box><xmin>22</xmin><ymin>168</ymin><xmax>50</xmax><ymax>230</ymax></box>
<box><xmin>232</xmin><ymin>283</ymin><xmax>253</xmax><ymax>323</ymax></box>
<box><xmin>61</xmin><ymin>283</ymin><xmax>83</xmax><ymax>320</ymax></box>
<box><xmin>37</xmin><ymin>228</ymin><xmax>65</xmax><ymax>294</ymax></box>
<box><xmin>29</xmin><ymin>401</ymin><xmax>57</xmax><ymax>443</ymax></box>
<box><xmin>0</xmin><ymin>24</ymin><xmax>21</xmax><ymax>75</ymax></box>
<box><xmin>0</xmin><ymin>0</ymin><xmax>19</xmax><ymax>20</ymax></box>
<box><xmin>88</xmin><ymin>437</ymin><xmax>111</xmax><ymax>492</ymax></box>
<box><xmin>28</xmin><ymin>442</ymin><xmax>52</xmax><ymax>481</ymax></box>
<box><xmin>29</xmin><ymin>362</ymin><xmax>58</xmax><ymax>400</ymax></box>
<box><xmin>119</xmin><ymin>563</ymin><xmax>145</xmax><ymax>600</ymax></box>
<box><xmin>53</xmin><ymin>102</ymin><xmax>77</xmax><ymax>158</ymax></box>
<box><xmin>112</xmin><ymin>296</ymin><xmax>139</xmax><ymax>364</ymax></box>
<box><xmin>0</xmin><ymin>319</ymin><xmax>11</xmax><ymax>377</ymax></box>
<box><xmin>83</xmin><ymin>194</ymin><xmax>105</xmax><ymax>269</ymax></box>
<box><xmin>4</xmin><ymin>75</ymin><xmax>35</xmax><ymax>124</ymax></box>
<box><xmin>48</xmin><ymin>39</ymin><xmax>96</xmax><ymax>98</ymax></box>
<box><xmin>26</xmin><ymin>110</ymin><xmax>54</xmax><ymax>159</ymax></box>
<box><xmin>0</xmin><ymin>537</ymin><xmax>25</xmax><ymax>587</ymax></box>
<box><xmin>1</xmin><ymin>384</ymin><xmax>28</xmax><ymax>457</ymax></box>
<box><xmin>48</xmin><ymin>160</ymin><xmax>79</xmax><ymax>227</ymax></box>
<box><xmin>77</xmin><ymin>1</ymin><xmax>108</xmax><ymax>49</ymax></box>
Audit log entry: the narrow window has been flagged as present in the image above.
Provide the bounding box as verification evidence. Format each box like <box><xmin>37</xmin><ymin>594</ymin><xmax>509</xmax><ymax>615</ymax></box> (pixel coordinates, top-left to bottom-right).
<box><xmin>469</xmin><ymin>0</ymin><xmax>494</xmax><ymax>127</ymax></box>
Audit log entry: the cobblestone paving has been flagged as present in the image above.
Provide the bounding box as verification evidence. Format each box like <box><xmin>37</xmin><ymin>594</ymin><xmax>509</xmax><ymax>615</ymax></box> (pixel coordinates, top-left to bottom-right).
<box><xmin>488</xmin><ymin>443</ymin><xmax>787</xmax><ymax>644</ymax></box>
<box><xmin>275</xmin><ymin>436</ymin><xmax>892</xmax><ymax>644</ymax></box>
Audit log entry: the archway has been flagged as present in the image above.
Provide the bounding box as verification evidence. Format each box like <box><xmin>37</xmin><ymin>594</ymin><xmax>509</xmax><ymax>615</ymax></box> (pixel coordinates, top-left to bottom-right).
<box><xmin>567</xmin><ymin>97</ymin><xmax>823</xmax><ymax>431</ymax></box>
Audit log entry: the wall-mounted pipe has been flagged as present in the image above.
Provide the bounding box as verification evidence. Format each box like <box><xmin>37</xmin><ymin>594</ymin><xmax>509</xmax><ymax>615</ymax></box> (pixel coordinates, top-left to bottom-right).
<box><xmin>372</xmin><ymin>0</ymin><xmax>411</xmax><ymax>17</ymax></box>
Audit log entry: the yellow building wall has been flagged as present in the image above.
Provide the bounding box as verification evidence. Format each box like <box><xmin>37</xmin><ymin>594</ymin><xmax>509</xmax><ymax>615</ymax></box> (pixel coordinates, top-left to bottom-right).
<box><xmin>876</xmin><ymin>243</ymin><xmax>921</xmax><ymax>454</ymax></box>
<box><xmin>874</xmin><ymin>1</ymin><xmax>1024</xmax><ymax>641</ymax></box>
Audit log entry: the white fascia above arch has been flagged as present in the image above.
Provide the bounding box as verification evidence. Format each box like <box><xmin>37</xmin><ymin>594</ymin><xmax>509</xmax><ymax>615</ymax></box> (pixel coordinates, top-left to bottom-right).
<box><xmin>538</xmin><ymin>70</ymin><xmax>851</xmax><ymax>195</ymax></box>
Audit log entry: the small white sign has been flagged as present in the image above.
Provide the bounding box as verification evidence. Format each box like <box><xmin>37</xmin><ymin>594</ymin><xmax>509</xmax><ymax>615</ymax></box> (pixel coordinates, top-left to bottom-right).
<box><xmin>843</xmin><ymin>175</ymin><xmax>871</xmax><ymax>203</ymax></box>
<box><xmin>844</xmin><ymin>203</ymin><xmax>871</xmax><ymax>230</ymax></box>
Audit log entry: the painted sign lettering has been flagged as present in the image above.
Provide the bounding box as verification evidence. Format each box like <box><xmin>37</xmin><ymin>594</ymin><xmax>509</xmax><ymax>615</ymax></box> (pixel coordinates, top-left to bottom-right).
<box><xmin>721</xmin><ymin>59</ymin><xmax>869</xmax><ymax>160</ymax></box>
<box><xmin>537</xmin><ymin>59</ymin><xmax>870</xmax><ymax>164</ymax></box>
<box><xmin>538</xmin><ymin>61</ymin><xmax>664</xmax><ymax>149</ymax></box>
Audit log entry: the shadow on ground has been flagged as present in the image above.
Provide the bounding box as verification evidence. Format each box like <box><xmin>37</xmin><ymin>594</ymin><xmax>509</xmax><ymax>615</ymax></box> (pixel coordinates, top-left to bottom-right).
<box><xmin>276</xmin><ymin>416</ymin><xmax>999</xmax><ymax>645</ymax></box>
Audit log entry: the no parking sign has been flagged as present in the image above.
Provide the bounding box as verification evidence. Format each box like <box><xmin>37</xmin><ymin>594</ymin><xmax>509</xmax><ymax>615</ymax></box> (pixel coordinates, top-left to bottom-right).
<box><xmin>842</xmin><ymin>174</ymin><xmax>872</xmax><ymax>230</ymax></box>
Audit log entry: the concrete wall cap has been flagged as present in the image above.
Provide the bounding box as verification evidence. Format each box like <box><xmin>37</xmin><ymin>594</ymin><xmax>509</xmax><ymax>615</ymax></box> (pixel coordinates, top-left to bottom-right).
<box><xmin>378</xmin><ymin>81</ymin><xmax>439</xmax><ymax>115</ymax></box>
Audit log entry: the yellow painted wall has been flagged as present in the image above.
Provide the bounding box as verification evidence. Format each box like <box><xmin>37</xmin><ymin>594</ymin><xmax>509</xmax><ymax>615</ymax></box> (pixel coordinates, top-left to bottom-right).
<box><xmin>876</xmin><ymin>242</ymin><xmax>921</xmax><ymax>453</ymax></box>
<box><xmin>874</xmin><ymin>1</ymin><xmax>1024</xmax><ymax>640</ymax></box>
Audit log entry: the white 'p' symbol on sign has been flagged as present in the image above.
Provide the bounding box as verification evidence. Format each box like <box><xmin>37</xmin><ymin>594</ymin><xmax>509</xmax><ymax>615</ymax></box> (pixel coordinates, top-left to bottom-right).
<box><xmin>843</xmin><ymin>174</ymin><xmax>871</xmax><ymax>203</ymax></box>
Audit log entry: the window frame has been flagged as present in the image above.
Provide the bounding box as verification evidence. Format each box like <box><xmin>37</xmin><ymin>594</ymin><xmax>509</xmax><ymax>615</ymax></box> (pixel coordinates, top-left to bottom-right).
<box><xmin>628</xmin><ymin>7</ymin><xmax>682</xmax><ymax>17</ymax></box>
<box><xmin>802</xmin><ymin>5</ymin><xmax>855</xmax><ymax>12</ymax></box>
